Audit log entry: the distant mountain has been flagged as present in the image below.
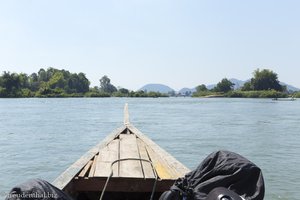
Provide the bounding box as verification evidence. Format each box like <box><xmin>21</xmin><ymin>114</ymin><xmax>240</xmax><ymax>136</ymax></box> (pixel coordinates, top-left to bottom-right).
<box><xmin>206</xmin><ymin>84</ymin><xmax>216</xmax><ymax>90</ymax></box>
<box><xmin>229</xmin><ymin>78</ymin><xmax>247</xmax><ymax>90</ymax></box>
<box><xmin>178</xmin><ymin>87</ymin><xmax>196</xmax><ymax>95</ymax></box>
<box><xmin>139</xmin><ymin>84</ymin><xmax>174</xmax><ymax>94</ymax></box>
<box><xmin>207</xmin><ymin>78</ymin><xmax>246</xmax><ymax>90</ymax></box>
<box><xmin>139</xmin><ymin>80</ymin><xmax>300</xmax><ymax>95</ymax></box>
<box><xmin>280</xmin><ymin>82</ymin><xmax>300</xmax><ymax>92</ymax></box>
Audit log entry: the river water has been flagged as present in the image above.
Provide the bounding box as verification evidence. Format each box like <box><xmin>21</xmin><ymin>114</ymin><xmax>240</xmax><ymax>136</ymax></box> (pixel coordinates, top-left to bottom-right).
<box><xmin>0</xmin><ymin>98</ymin><xmax>299</xmax><ymax>199</ymax></box>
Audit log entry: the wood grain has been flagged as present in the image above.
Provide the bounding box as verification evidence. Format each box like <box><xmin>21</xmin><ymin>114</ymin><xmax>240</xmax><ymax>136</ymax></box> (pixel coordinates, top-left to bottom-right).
<box><xmin>119</xmin><ymin>134</ymin><xmax>143</xmax><ymax>178</ymax></box>
<box><xmin>94</xmin><ymin>139</ymin><xmax>119</xmax><ymax>177</ymax></box>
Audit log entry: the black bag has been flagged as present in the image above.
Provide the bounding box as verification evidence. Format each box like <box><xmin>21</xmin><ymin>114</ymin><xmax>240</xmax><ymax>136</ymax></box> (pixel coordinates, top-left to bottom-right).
<box><xmin>159</xmin><ymin>150</ymin><xmax>265</xmax><ymax>200</ymax></box>
<box><xmin>5</xmin><ymin>179</ymin><xmax>73</xmax><ymax>200</ymax></box>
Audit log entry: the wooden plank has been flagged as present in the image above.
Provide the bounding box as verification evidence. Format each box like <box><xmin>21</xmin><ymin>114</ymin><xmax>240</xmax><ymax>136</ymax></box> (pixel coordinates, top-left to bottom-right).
<box><xmin>73</xmin><ymin>177</ymin><xmax>173</xmax><ymax>192</ymax></box>
<box><xmin>88</xmin><ymin>155</ymin><xmax>98</xmax><ymax>177</ymax></box>
<box><xmin>52</xmin><ymin>126</ymin><xmax>126</xmax><ymax>190</ymax></box>
<box><xmin>145</xmin><ymin>142</ymin><xmax>183</xmax><ymax>178</ymax></box>
<box><xmin>78</xmin><ymin>160</ymin><xmax>92</xmax><ymax>177</ymax></box>
<box><xmin>128</xmin><ymin>125</ymin><xmax>190</xmax><ymax>177</ymax></box>
<box><xmin>145</xmin><ymin>145</ymin><xmax>176</xmax><ymax>179</ymax></box>
<box><xmin>130</xmin><ymin>124</ymin><xmax>190</xmax><ymax>175</ymax></box>
<box><xmin>94</xmin><ymin>139</ymin><xmax>119</xmax><ymax>177</ymax></box>
<box><xmin>119</xmin><ymin>134</ymin><xmax>143</xmax><ymax>178</ymax></box>
<box><xmin>137</xmin><ymin>138</ymin><xmax>155</xmax><ymax>179</ymax></box>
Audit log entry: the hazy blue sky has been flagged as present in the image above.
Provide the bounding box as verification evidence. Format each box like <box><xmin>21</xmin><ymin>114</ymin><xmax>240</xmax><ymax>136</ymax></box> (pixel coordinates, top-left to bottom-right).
<box><xmin>1</xmin><ymin>0</ymin><xmax>299</xmax><ymax>90</ymax></box>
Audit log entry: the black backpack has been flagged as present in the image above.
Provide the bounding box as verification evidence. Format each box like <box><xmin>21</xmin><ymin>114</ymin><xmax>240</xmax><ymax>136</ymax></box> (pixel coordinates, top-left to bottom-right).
<box><xmin>159</xmin><ymin>150</ymin><xmax>265</xmax><ymax>200</ymax></box>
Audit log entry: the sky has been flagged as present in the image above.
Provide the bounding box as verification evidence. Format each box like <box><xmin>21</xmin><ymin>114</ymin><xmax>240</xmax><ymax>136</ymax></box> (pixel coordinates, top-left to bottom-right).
<box><xmin>0</xmin><ymin>0</ymin><xmax>300</xmax><ymax>91</ymax></box>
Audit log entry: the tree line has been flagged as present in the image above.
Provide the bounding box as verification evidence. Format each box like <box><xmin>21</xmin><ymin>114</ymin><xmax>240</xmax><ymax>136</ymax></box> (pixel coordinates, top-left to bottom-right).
<box><xmin>193</xmin><ymin>69</ymin><xmax>293</xmax><ymax>98</ymax></box>
<box><xmin>0</xmin><ymin>68</ymin><xmax>166</xmax><ymax>98</ymax></box>
<box><xmin>0</xmin><ymin>68</ymin><xmax>298</xmax><ymax>98</ymax></box>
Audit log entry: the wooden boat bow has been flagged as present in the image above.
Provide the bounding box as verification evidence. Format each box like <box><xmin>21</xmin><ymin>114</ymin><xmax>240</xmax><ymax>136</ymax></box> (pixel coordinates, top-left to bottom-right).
<box><xmin>52</xmin><ymin>104</ymin><xmax>190</xmax><ymax>199</ymax></box>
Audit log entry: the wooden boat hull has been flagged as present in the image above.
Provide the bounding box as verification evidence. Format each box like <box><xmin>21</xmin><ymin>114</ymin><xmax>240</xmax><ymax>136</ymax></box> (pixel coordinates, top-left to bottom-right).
<box><xmin>53</xmin><ymin>107</ymin><xmax>190</xmax><ymax>200</ymax></box>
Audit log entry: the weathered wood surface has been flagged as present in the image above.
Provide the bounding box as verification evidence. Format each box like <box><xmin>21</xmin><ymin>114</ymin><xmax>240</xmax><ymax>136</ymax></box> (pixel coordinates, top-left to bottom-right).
<box><xmin>53</xmin><ymin>125</ymin><xmax>190</xmax><ymax>191</ymax></box>
<box><xmin>94</xmin><ymin>139</ymin><xmax>119</xmax><ymax>177</ymax></box>
<box><xmin>137</xmin><ymin>138</ymin><xmax>155</xmax><ymax>179</ymax></box>
<box><xmin>53</xmin><ymin>103</ymin><xmax>191</xmax><ymax>196</ymax></box>
<box><xmin>78</xmin><ymin>160</ymin><xmax>92</xmax><ymax>177</ymax></box>
<box><xmin>128</xmin><ymin>124</ymin><xmax>190</xmax><ymax>178</ymax></box>
<box><xmin>119</xmin><ymin>134</ymin><xmax>143</xmax><ymax>178</ymax></box>
<box><xmin>52</xmin><ymin>126</ymin><xmax>126</xmax><ymax>190</ymax></box>
<box><xmin>88</xmin><ymin>155</ymin><xmax>98</xmax><ymax>177</ymax></box>
<box><xmin>145</xmin><ymin>143</ymin><xmax>176</xmax><ymax>179</ymax></box>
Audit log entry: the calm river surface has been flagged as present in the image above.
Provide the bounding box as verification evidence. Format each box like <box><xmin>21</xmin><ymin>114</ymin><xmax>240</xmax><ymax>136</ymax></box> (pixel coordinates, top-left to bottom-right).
<box><xmin>0</xmin><ymin>98</ymin><xmax>299</xmax><ymax>199</ymax></box>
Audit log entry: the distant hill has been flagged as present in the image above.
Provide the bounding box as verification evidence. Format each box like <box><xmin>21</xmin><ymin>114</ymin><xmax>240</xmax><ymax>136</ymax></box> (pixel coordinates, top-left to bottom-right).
<box><xmin>139</xmin><ymin>84</ymin><xmax>174</xmax><ymax>94</ymax></box>
<box><xmin>229</xmin><ymin>78</ymin><xmax>247</xmax><ymax>90</ymax></box>
<box><xmin>280</xmin><ymin>82</ymin><xmax>300</xmax><ymax>92</ymax></box>
<box><xmin>207</xmin><ymin>78</ymin><xmax>246</xmax><ymax>90</ymax></box>
<box><xmin>180</xmin><ymin>79</ymin><xmax>246</xmax><ymax>93</ymax></box>
<box><xmin>178</xmin><ymin>87</ymin><xmax>196</xmax><ymax>95</ymax></box>
<box><xmin>139</xmin><ymin>80</ymin><xmax>300</xmax><ymax>95</ymax></box>
<box><xmin>206</xmin><ymin>83</ymin><xmax>216</xmax><ymax>90</ymax></box>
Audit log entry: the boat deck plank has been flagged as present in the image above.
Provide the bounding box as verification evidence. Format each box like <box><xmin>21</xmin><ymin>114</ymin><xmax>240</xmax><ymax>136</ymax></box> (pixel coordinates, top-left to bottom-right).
<box><xmin>145</xmin><ymin>143</ymin><xmax>176</xmax><ymax>179</ymax></box>
<box><xmin>137</xmin><ymin>138</ymin><xmax>155</xmax><ymax>179</ymax></box>
<box><xmin>75</xmin><ymin>131</ymin><xmax>189</xmax><ymax>180</ymax></box>
<box><xmin>88</xmin><ymin>155</ymin><xmax>98</xmax><ymax>177</ymax></box>
<box><xmin>78</xmin><ymin>160</ymin><xmax>92</xmax><ymax>177</ymax></box>
<box><xmin>119</xmin><ymin>134</ymin><xmax>143</xmax><ymax>178</ymax></box>
<box><xmin>129</xmin><ymin>124</ymin><xmax>190</xmax><ymax>177</ymax></box>
<box><xmin>94</xmin><ymin>139</ymin><xmax>120</xmax><ymax>177</ymax></box>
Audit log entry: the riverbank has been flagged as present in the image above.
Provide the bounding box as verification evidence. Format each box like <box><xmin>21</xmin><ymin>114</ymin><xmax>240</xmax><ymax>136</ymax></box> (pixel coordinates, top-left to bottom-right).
<box><xmin>1</xmin><ymin>68</ymin><xmax>299</xmax><ymax>99</ymax></box>
<box><xmin>1</xmin><ymin>91</ymin><xmax>298</xmax><ymax>98</ymax></box>
<box><xmin>192</xmin><ymin>90</ymin><xmax>293</xmax><ymax>98</ymax></box>
<box><xmin>0</xmin><ymin>90</ymin><xmax>168</xmax><ymax>98</ymax></box>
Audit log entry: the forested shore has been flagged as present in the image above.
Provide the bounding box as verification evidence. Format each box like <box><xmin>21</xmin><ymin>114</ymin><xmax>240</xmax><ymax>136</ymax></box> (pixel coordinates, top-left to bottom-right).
<box><xmin>0</xmin><ymin>68</ymin><xmax>299</xmax><ymax>98</ymax></box>
<box><xmin>192</xmin><ymin>69</ymin><xmax>298</xmax><ymax>98</ymax></box>
<box><xmin>0</xmin><ymin>68</ymin><xmax>167</xmax><ymax>98</ymax></box>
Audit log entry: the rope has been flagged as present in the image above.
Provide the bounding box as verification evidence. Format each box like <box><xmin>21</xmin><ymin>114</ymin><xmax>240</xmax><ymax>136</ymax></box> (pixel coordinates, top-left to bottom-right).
<box><xmin>99</xmin><ymin>158</ymin><xmax>158</xmax><ymax>200</ymax></box>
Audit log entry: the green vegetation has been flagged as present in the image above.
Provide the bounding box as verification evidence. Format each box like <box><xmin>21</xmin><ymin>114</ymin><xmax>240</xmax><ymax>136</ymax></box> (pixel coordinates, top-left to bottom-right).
<box><xmin>0</xmin><ymin>68</ymin><xmax>168</xmax><ymax>98</ymax></box>
<box><xmin>193</xmin><ymin>78</ymin><xmax>235</xmax><ymax>97</ymax></box>
<box><xmin>0</xmin><ymin>68</ymin><xmax>90</xmax><ymax>97</ymax></box>
<box><xmin>241</xmin><ymin>69</ymin><xmax>285</xmax><ymax>91</ymax></box>
<box><xmin>212</xmin><ymin>78</ymin><xmax>235</xmax><ymax>93</ymax></box>
<box><xmin>111</xmin><ymin>89</ymin><xmax>167</xmax><ymax>98</ymax></box>
<box><xmin>195</xmin><ymin>84</ymin><xmax>208</xmax><ymax>92</ymax></box>
<box><xmin>193</xmin><ymin>69</ymin><xmax>289</xmax><ymax>98</ymax></box>
<box><xmin>226</xmin><ymin>90</ymin><xmax>287</xmax><ymax>98</ymax></box>
<box><xmin>192</xmin><ymin>90</ymin><xmax>217</xmax><ymax>97</ymax></box>
<box><xmin>292</xmin><ymin>92</ymin><xmax>300</xmax><ymax>98</ymax></box>
<box><xmin>99</xmin><ymin>75</ymin><xmax>117</xmax><ymax>93</ymax></box>
<box><xmin>0</xmin><ymin>67</ymin><xmax>295</xmax><ymax>98</ymax></box>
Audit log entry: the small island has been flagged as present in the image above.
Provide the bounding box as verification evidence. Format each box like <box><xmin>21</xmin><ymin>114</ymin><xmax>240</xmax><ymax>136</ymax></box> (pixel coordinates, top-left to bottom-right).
<box><xmin>192</xmin><ymin>69</ymin><xmax>296</xmax><ymax>98</ymax></box>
